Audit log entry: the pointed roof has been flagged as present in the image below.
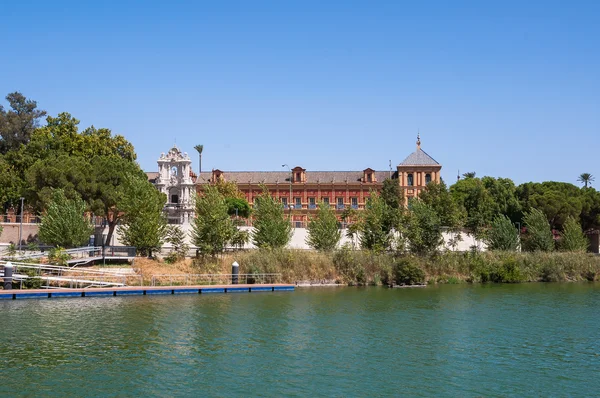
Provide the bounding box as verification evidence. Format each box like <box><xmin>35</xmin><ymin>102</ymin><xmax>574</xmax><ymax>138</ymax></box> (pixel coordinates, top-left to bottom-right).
<box><xmin>399</xmin><ymin>148</ymin><xmax>439</xmax><ymax>166</ymax></box>
<box><xmin>399</xmin><ymin>134</ymin><xmax>440</xmax><ymax>166</ymax></box>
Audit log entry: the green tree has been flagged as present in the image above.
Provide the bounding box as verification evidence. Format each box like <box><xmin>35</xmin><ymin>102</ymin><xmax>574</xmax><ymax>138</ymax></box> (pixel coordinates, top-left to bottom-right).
<box><xmin>191</xmin><ymin>185</ymin><xmax>237</xmax><ymax>256</ymax></box>
<box><xmin>359</xmin><ymin>191</ymin><xmax>392</xmax><ymax>251</ymax></box>
<box><xmin>462</xmin><ymin>171</ymin><xmax>476</xmax><ymax>179</ymax></box>
<box><xmin>0</xmin><ymin>92</ymin><xmax>47</xmax><ymax>153</ymax></box>
<box><xmin>27</xmin><ymin>155</ymin><xmax>145</xmax><ymax>246</ymax></box>
<box><xmin>306</xmin><ymin>201</ymin><xmax>341</xmax><ymax>251</ymax></box>
<box><xmin>420</xmin><ymin>180</ymin><xmax>465</xmax><ymax>229</ymax></box>
<box><xmin>517</xmin><ymin>182</ymin><xmax>583</xmax><ymax>230</ymax></box>
<box><xmin>577</xmin><ymin>173</ymin><xmax>595</xmax><ymax>188</ymax></box>
<box><xmin>252</xmin><ymin>187</ymin><xmax>292</xmax><ymax>249</ymax></box>
<box><xmin>482</xmin><ymin>177</ymin><xmax>522</xmax><ymax>222</ymax></box>
<box><xmin>25</xmin><ymin>113</ymin><xmax>136</xmax><ymax>162</ymax></box>
<box><xmin>581</xmin><ymin>187</ymin><xmax>600</xmax><ymax>231</ymax></box>
<box><xmin>117</xmin><ymin>176</ymin><xmax>168</xmax><ymax>257</ymax></box>
<box><xmin>225</xmin><ymin>197</ymin><xmax>251</xmax><ymax>218</ymax></box>
<box><xmin>165</xmin><ymin>225</ymin><xmax>190</xmax><ymax>261</ymax></box>
<box><xmin>486</xmin><ymin>215</ymin><xmax>519</xmax><ymax>251</ymax></box>
<box><xmin>0</xmin><ymin>154</ymin><xmax>24</xmax><ymax>209</ymax></box>
<box><xmin>404</xmin><ymin>201</ymin><xmax>443</xmax><ymax>255</ymax></box>
<box><xmin>522</xmin><ymin>208</ymin><xmax>554</xmax><ymax>252</ymax></box>
<box><xmin>38</xmin><ymin>189</ymin><xmax>93</xmax><ymax>248</ymax></box>
<box><xmin>559</xmin><ymin>217</ymin><xmax>588</xmax><ymax>252</ymax></box>
<box><xmin>450</xmin><ymin>177</ymin><xmax>494</xmax><ymax>238</ymax></box>
<box><xmin>230</xmin><ymin>229</ymin><xmax>250</xmax><ymax>249</ymax></box>
<box><xmin>381</xmin><ymin>178</ymin><xmax>402</xmax><ymax>209</ymax></box>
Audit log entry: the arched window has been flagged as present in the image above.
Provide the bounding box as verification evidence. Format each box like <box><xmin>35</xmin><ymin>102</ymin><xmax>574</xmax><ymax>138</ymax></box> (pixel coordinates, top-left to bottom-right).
<box><xmin>171</xmin><ymin>166</ymin><xmax>178</xmax><ymax>176</ymax></box>
<box><xmin>407</xmin><ymin>173</ymin><xmax>414</xmax><ymax>186</ymax></box>
<box><xmin>425</xmin><ymin>173</ymin><xmax>432</xmax><ymax>184</ymax></box>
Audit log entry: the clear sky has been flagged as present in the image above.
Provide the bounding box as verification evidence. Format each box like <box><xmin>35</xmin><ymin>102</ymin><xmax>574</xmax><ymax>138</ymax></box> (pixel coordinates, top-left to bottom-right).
<box><xmin>1</xmin><ymin>0</ymin><xmax>598</xmax><ymax>185</ymax></box>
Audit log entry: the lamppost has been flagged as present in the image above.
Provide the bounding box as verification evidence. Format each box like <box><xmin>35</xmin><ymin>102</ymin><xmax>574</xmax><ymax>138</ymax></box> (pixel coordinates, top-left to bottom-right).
<box><xmin>282</xmin><ymin>164</ymin><xmax>292</xmax><ymax>225</ymax></box>
<box><xmin>18</xmin><ymin>197</ymin><xmax>24</xmax><ymax>252</ymax></box>
<box><xmin>194</xmin><ymin>144</ymin><xmax>203</xmax><ymax>176</ymax></box>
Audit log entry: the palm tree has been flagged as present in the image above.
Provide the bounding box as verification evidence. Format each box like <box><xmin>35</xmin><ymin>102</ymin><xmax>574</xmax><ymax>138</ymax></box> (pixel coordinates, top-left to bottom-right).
<box><xmin>462</xmin><ymin>171</ymin><xmax>476</xmax><ymax>179</ymax></box>
<box><xmin>194</xmin><ymin>144</ymin><xmax>204</xmax><ymax>175</ymax></box>
<box><xmin>577</xmin><ymin>173</ymin><xmax>594</xmax><ymax>188</ymax></box>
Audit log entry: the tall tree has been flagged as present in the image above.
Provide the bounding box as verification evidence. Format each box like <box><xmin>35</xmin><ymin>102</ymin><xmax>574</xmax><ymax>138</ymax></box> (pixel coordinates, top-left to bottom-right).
<box><xmin>486</xmin><ymin>215</ymin><xmax>519</xmax><ymax>251</ymax></box>
<box><xmin>462</xmin><ymin>172</ymin><xmax>476</xmax><ymax>179</ymax></box>
<box><xmin>419</xmin><ymin>180</ymin><xmax>465</xmax><ymax>229</ymax></box>
<box><xmin>481</xmin><ymin>177</ymin><xmax>522</xmax><ymax>222</ymax></box>
<box><xmin>517</xmin><ymin>182</ymin><xmax>583</xmax><ymax>229</ymax></box>
<box><xmin>450</xmin><ymin>177</ymin><xmax>494</xmax><ymax>238</ymax></box>
<box><xmin>522</xmin><ymin>208</ymin><xmax>554</xmax><ymax>252</ymax></box>
<box><xmin>165</xmin><ymin>225</ymin><xmax>190</xmax><ymax>261</ymax></box>
<box><xmin>252</xmin><ymin>187</ymin><xmax>292</xmax><ymax>249</ymax></box>
<box><xmin>359</xmin><ymin>191</ymin><xmax>392</xmax><ymax>251</ymax></box>
<box><xmin>581</xmin><ymin>187</ymin><xmax>600</xmax><ymax>231</ymax></box>
<box><xmin>0</xmin><ymin>92</ymin><xmax>47</xmax><ymax>153</ymax></box>
<box><xmin>191</xmin><ymin>184</ymin><xmax>237</xmax><ymax>256</ymax></box>
<box><xmin>38</xmin><ymin>189</ymin><xmax>93</xmax><ymax>248</ymax></box>
<box><xmin>25</xmin><ymin>113</ymin><xmax>135</xmax><ymax>162</ymax></box>
<box><xmin>117</xmin><ymin>176</ymin><xmax>168</xmax><ymax>257</ymax></box>
<box><xmin>306</xmin><ymin>201</ymin><xmax>341</xmax><ymax>251</ymax></box>
<box><xmin>559</xmin><ymin>217</ymin><xmax>589</xmax><ymax>252</ymax></box>
<box><xmin>577</xmin><ymin>173</ymin><xmax>595</xmax><ymax>188</ymax></box>
<box><xmin>404</xmin><ymin>201</ymin><xmax>443</xmax><ymax>255</ymax></box>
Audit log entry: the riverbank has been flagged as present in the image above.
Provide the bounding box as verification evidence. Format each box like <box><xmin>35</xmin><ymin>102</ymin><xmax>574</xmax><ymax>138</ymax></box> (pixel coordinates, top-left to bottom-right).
<box><xmin>133</xmin><ymin>250</ymin><xmax>600</xmax><ymax>286</ymax></box>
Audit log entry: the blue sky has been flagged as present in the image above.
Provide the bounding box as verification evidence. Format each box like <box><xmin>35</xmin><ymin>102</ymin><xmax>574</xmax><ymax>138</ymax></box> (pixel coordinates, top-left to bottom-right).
<box><xmin>1</xmin><ymin>0</ymin><xmax>598</xmax><ymax>185</ymax></box>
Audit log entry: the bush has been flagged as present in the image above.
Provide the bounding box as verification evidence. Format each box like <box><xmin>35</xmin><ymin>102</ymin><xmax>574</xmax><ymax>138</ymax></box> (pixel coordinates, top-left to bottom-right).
<box><xmin>393</xmin><ymin>258</ymin><xmax>426</xmax><ymax>285</ymax></box>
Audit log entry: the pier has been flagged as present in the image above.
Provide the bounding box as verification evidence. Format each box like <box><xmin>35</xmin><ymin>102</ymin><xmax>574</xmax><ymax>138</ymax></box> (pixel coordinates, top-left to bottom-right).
<box><xmin>0</xmin><ymin>284</ymin><xmax>295</xmax><ymax>299</ymax></box>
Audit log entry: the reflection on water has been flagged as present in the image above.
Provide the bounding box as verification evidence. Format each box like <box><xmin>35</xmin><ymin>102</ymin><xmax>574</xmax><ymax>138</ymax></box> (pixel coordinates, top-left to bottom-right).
<box><xmin>1</xmin><ymin>284</ymin><xmax>599</xmax><ymax>397</ymax></box>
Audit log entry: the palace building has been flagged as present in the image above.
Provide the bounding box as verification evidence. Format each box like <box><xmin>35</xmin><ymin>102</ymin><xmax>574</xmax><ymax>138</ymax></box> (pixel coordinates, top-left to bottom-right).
<box><xmin>191</xmin><ymin>135</ymin><xmax>441</xmax><ymax>227</ymax></box>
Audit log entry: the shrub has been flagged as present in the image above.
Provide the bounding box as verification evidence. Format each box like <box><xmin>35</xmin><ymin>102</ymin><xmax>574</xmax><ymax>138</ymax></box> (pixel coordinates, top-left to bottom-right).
<box><xmin>393</xmin><ymin>258</ymin><xmax>426</xmax><ymax>285</ymax></box>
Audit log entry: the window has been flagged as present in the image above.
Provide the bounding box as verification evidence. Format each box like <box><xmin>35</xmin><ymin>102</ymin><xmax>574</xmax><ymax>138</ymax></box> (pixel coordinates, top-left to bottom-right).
<box><xmin>171</xmin><ymin>166</ymin><xmax>178</xmax><ymax>176</ymax></box>
<box><xmin>309</xmin><ymin>197</ymin><xmax>316</xmax><ymax>209</ymax></box>
<box><xmin>323</xmin><ymin>197</ymin><xmax>330</xmax><ymax>205</ymax></box>
<box><xmin>351</xmin><ymin>197</ymin><xmax>358</xmax><ymax>209</ymax></box>
<box><xmin>296</xmin><ymin>172</ymin><xmax>302</xmax><ymax>182</ymax></box>
<box><xmin>336</xmin><ymin>197</ymin><xmax>344</xmax><ymax>210</ymax></box>
<box><xmin>367</xmin><ymin>173</ymin><xmax>372</xmax><ymax>182</ymax></box>
<box><xmin>281</xmin><ymin>197</ymin><xmax>288</xmax><ymax>206</ymax></box>
<box><xmin>295</xmin><ymin>197</ymin><xmax>302</xmax><ymax>208</ymax></box>
<box><xmin>407</xmin><ymin>173</ymin><xmax>414</xmax><ymax>186</ymax></box>
<box><xmin>425</xmin><ymin>173</ymin><xmax>432</xmax><ymax>184</ymax></box>
<box><xmin>171</xmin><ymin>194</ymin><xmax>179</xmax><ymax>204</ymax></box>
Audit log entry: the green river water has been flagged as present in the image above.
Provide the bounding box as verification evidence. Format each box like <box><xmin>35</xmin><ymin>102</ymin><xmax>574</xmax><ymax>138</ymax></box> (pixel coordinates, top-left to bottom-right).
<box><xmin>1</xmin><ymin>284</ymin><xmax>599</xmax><ymax>397</ymax></box>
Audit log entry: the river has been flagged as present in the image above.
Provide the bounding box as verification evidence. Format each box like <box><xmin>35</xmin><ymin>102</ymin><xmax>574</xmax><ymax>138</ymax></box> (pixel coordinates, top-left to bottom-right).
<box><xmin>1</xmin><ymin>284</ymin><xmax>599</xmax><ymax>397</ymax></box>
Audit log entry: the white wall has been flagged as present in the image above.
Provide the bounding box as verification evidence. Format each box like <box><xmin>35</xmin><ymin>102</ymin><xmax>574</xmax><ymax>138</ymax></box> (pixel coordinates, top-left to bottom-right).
<box><xmin>97</xmin><ymin>225</ymin><xmax>486</xmax><ymax>252</ymax></box>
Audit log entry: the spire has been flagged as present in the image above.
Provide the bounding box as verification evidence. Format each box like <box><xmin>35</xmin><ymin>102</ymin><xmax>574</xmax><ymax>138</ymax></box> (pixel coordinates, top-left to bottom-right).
<box><xmin>416</xmin><ymin>130</ymin><xmax>421</xmax><ymax>150</ymax></box>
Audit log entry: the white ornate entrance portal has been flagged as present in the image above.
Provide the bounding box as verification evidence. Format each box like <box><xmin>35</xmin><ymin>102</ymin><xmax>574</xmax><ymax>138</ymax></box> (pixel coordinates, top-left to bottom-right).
<box><xmin>155</xmin><ymin>145</ymin><xmax>195</xmax><ymax>224</ymax></box>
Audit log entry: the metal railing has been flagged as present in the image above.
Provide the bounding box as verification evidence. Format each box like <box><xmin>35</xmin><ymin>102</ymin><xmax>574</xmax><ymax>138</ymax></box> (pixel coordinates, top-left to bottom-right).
<box><xmin>0</xmin><ymin>261</ymin><xmax>142</xmax><ymax>289</ymax></box>
<box><xmin>151</xmin><ymin>273</ymin><xmax>282</xmax><ymax>287</ymax></box>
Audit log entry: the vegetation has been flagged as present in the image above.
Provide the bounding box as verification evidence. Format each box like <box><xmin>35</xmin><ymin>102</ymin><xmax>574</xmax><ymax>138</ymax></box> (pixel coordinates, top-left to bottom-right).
<box><xmin>359</xmin><ymin>191</ymin><xmax>393</xmax><ymax>251</ymax></box>
<box><xmin>38</xmin><ymin>189</ymin><xmax>93</xmax><ymax>248</ymax></box>
<box><xmin>404</xmin><ymin>201</ymin><xmax>443</xmax><ymax>255</ymax></box>
<box><xmin>164</xmin><ymin>225</ymin><xmax>189</xmax><ymax>263</ymax></box>
<box><xmin>252</xmin><ymin>187</ymin><xmax>292</xmax><ymax>249</ymax></box>
<box><xmin>117</xmin><ymin>176</ymin><xmax>168</xmax><ymax>257</ymax></box>
<box><xmin>559</xmin><ymin>217</ymin><xmax>588</xmax><ymax>252</ymax></box>
<box><xmin>191</xmin><ymin>185</ymin><xmax>237</xmax><ymax>256</ymax></box>
<box><xmin>306</xmin><ymin>201</ymin><xmax>341</xmax><ymax>251</ymax></box>
<box><xmin>486</xmin><ymin>215</ymin><xmax>519</xmax><ymax>251</ymax></box>
<box><xmin>578</xmin><ymin>173</ymin><xmax>594</xmax><ymax>188</ymax></box>
<box><xmin>522</xmin><ymin>208</ymin><xmax>555</xmax><ymax>252</ymax></box>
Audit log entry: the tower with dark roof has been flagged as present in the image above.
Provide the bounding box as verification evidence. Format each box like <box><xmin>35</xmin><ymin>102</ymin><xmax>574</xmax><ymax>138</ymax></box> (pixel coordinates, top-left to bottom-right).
<box><xmin>396</xmin><ymin>134</ymin><xmax>442</xmax><ymax>204</ymax></box>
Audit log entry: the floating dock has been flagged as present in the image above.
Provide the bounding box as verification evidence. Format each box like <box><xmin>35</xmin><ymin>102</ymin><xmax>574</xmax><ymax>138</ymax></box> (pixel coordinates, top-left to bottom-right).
<box><xmin>0</xmin><ymin>284</ymin><xmax>295</xmax><ymax>300</ymax></box>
